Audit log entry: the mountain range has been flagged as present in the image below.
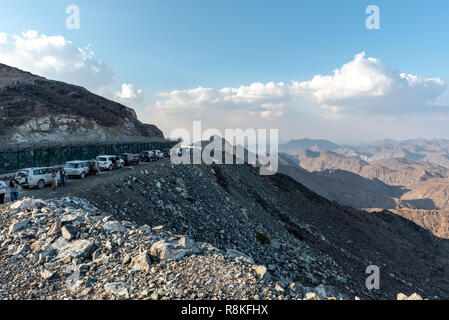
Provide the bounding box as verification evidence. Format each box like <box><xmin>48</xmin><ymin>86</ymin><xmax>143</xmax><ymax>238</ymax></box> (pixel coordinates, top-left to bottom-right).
<box><xmin>278</xmin><ymin>138</ymin><xmax>449</xmax><ymax>239</ymax></box>
<box><xmin>280</xmin><ymin>138</ymin><xmax>449</xmax><ymax>167</ymax></box>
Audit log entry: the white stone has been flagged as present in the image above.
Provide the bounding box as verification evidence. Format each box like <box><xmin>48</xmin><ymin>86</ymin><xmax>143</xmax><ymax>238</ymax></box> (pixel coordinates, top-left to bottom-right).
<box><xmin>104</xmin><ymin>283</ymin><xmax>129</xmax><ymax>299</ymax></box>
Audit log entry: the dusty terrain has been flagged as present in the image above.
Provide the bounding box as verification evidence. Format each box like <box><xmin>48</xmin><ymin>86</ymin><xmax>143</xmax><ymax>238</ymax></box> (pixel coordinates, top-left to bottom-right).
<box><xmin>1</xmin><ymin>158</ymin><xmax>448</xmax><ymax>300</ymax></box>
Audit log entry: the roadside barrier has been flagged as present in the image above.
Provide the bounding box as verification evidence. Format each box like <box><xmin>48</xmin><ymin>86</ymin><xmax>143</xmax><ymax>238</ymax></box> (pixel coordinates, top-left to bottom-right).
<box><xmin>0</xmin><ymin>137</ymin><xmax>179</xmax><ymax>175</ymax></box>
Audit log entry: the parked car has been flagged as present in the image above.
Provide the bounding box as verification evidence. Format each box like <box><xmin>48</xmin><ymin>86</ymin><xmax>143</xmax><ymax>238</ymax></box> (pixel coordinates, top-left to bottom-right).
<box><xmin>139</xmin><ymin>150</ymin><xmax>156</xmax><ymax>162</ymax></box>
<box><xmin>162</xmin><ymin>148</ymin><xmax>172</xmax><ymax>158</ymax></box>
<box><xmin>64</xmin><ymin>160</ymin><xmax>92</xmax><ymax>179</ymax></box>
<box><xmin>119</xmin><ymin>153</ymin><xmax>140</xmax><ymax>166</ymax></box>
<box><xmin>154</xmin><ymin>150</ymin><xmax>164</xmax><ymax>160</ymax></box>
<box><xmin>15</xmin><ymin>167</ymin><xmax>60</xmax><ymax>189</ymax></box>
<box><xmin>96</xmin><ymin>155</ymin><xmax>124</xmax><ymax>170</ymax></box>
<box><xmin>64</xmin><ymin>160</ymin><xmax>99</xmax><ymax>179</ymax></box>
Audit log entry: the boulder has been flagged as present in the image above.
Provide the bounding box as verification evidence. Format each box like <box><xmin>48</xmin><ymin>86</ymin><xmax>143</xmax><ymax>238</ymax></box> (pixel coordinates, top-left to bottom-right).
<box><xmin>47</xmin><ymin>219</ymin><xmax>61</xmax><ymax>237</ymax></box>
<box><xmin>51</xmin><ymin>237</ymin><xmax>69</xmax><ymax>251</ymax></box>
<box><xmin>404</xmin><ymin>293</ymin><xmax>423</xmax><ymax>300</ymax></box>
<box><xmin>30</xmin><ymin>241</ymin><xmax>42</xmax><ymax>253</ymax></box>
<box><xmin>102</xmin><ymin>221</ymin><xmax>126</xmax><ymax>233</ymax></box>
<box><xmin>313</xmin><ymin>285</ymin><xmax>345</xmax><ymax>300</ymax></box>
<box><xmin>149</xmin><ymin>236</ymin><xmax>200</xmax><ymax>261</ymax></box>
<box><xmin>56</xmin><ymin>240</ymin><xmax>96</xmax><ymax>261</ymax></box>
<box><xmin>304</xmin><ymin>292</ymin><xmax>320</xmax><ymax>300</ymax></box>
<box><xmin>275</xmin><ymin>283</ymin><xmax>285</xmax><ymax>293</ymax></box>
<box><xmin>104</xmin><ymin>282</ymin><xmax>129</xmax><ymax>299</ymax></box>
<box><xmin>122</xmin><ymin>254</ymin><xmax>131</xmax><ymax>265</ymax></box>
<box><xmin>9</xmin><ymin>220</ymin><xmax>30</xmax><ymax>234</ymax></box>
<box><xmin>10</xmin><ymin>198</ymin><xmax>39</xmax><ymax>210</ymax></box>
<box><xmin>61</xmin><ymin>225</ymin><xmax>77</xmax><ymax>240</ymax></box>
<box><xmin>41</xmin><ymin>270</ymin><xmax>55</xmax><ymax>280</ymax></box>
<box><xmin>39</xmin><ymin>248</ymin><xmax>57</xmax><ymax>260</ymax></box>
<box><xmin>252</xmin><ymin>265</ymin><xmax>271</xmax><ymax>281</ymax></box>
<box><xmin>130</xmin><ymin>252</ymin><xmax>152</xmax><ymax>272</ymax></box>
<box><xmin>61</xmin><ymin>212</ymin><xmax>86</xmax><ymax>223</ymax></box>
<box><xmin>397</xmin><ymin>293</ymin><xmax>408</xmax><ymax>300</ymax></box>
<box><xmin>105</xmin><ymin>240</ymin><xmax>114</xmax><ymax>251</ymax></box>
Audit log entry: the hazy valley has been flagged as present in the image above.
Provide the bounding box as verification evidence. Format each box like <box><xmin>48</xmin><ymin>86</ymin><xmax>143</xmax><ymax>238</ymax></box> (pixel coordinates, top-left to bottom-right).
<box><xmin>279</xmin><ymin>138</ymin><xmax>449</xmax><ymax>239</ymax></box>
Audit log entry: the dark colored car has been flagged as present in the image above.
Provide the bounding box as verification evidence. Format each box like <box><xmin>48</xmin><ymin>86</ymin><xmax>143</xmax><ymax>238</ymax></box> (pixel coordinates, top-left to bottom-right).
<box><xmin>139</xmin><ymin>150</ymin><xmax>156</xmax><ymax>162</ymax></box>
<box><xmin>119</xmin><ymin>153</ymin><xmax>140</xmax><ymax>166</ymax></box>
<box><xmin>88</xmin><ymin>160</ymin><xmax>100</xmax><ymax>175</ymax></box>
<box><xmin>162</xmin><ymin>148</ymin><xmax>171</xmax><ymax>158</ymax></box>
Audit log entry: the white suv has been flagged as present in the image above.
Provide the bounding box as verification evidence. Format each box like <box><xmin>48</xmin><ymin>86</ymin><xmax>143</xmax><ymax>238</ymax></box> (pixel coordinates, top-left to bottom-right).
<box><xmin>64</xmin><ymin>161</ymin><xmax>90</xmax><ymax>179</ymax></box>
<box><xmin>96</xmin><ymin>155</ymin><xmax>124</xmax><ymax>171</ymax></box>
<box><xmin>15</xmin><ymin>167</ymin><xmax>60</xmax><ymax>189</ymax></box>
<box><xmin>154</xmin><ymin>150</ymin><xmax>164</xmax><ymax>160</ymax></box>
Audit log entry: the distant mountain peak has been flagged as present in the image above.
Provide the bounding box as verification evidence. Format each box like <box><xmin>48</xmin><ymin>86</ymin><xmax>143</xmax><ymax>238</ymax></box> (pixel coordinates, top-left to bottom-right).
<box><xmin>280</xmin><ymin>138</ymin><xmax>340</xmax><ymax>153</ymax></box>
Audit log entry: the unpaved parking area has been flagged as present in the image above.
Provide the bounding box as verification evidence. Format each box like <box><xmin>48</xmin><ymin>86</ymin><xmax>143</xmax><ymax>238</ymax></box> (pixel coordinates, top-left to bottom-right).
<box><xmin>2</xmin><ymin>159</ymin><xmax>169</xmax><ymax>203</ymax></box>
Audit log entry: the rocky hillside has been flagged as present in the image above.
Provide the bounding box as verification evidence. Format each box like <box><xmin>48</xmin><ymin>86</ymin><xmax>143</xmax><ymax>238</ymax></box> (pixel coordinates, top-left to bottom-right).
<box><xmin>279</xmin><ymin>150</ymin><xmax>449</xmax><ymax>211</ymax></box>
<box><xmin>0</xmin><ymin>64</ymin><xmax>163</xmax><ymax>144</ymax></box>
<box><xmin>295</xmin><ymin>150</ymin><xmax>369</xmax><ymax>177</ymax></box>
<box><xmin>368</xmin><ymin>208</ymin><xmax>449</xmax><ymax>240</ymax></box>
<box><xmin>277</xmin><ymin>149</ymin><xmax>449</xmax><ymax>243</ymax></box>
<box><xmin>278</xmin><ymin>154</ymin><xmax>403</xmax><ymax>209</ymax></box>
<box><xmin>2</xmin><ymin>158</ymin><xmax>449</xmax><ymax>300</ymax></box>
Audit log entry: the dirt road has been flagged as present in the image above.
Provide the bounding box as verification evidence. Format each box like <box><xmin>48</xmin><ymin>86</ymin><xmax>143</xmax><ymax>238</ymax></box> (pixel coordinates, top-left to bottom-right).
<box><xmin>2</xmin><ymin>159</ymin><xmax>169</xmax><ymax>203</ymax></box>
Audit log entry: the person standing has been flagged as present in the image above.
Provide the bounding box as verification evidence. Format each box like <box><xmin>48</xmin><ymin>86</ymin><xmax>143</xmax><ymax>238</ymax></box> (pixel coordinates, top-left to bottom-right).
<box><xmin>59</xmin><ymin>167</ymin><xmax>67</xmax><ymax>187</ymax></box>
<box><xmin>51</xmin><ymin>170</ymin><xmax>57</xmax><ymax>190</ymax></box>
<box><xmin>9</xmin><ymin>179</ymin><xmax>19</xmax><ymax>202</ymax></box>
<box><xmin>0</xmin><ymin>179</ymin><xmax>6</xmax><ymax>204</ymax></box>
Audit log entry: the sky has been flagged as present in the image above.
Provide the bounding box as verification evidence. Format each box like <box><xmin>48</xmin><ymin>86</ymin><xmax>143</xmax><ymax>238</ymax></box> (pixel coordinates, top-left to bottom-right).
<box><xmin>0</xmin><ymin>0</ymin><xmax>448</xmax><ymax>144</ymax></box>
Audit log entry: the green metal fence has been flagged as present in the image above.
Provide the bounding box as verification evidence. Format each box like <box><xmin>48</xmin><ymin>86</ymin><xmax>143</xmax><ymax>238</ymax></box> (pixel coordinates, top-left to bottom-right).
<box><xmin>0</xmin><ymin>139</ymin><xmax>179</xmax><ymax>175</ymax></box>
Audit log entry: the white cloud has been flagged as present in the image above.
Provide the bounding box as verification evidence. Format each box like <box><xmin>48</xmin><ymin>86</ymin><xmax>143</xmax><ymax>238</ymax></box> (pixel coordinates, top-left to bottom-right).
<box><xmin>115</xmin><ymin>83</ymin><xmax>144</xmax><ymax>103</ymax></box>
<box><xmin>153</xmin><ymin>82</ymin><xmax>290</xmax><ymax>118</ymax></box>
<box><xmin>252</xmin><ymin>102</ymin><xmax>285</xmax><ymax>119</ymax></box>
<box><xmin>291</xmin><ymin>52</ymin><xmax>446</xmax><ymax>114</ymax></box>
<box><xmin>0</xmin><ymin>30</ymin><xmax>143</xmax><ymax>103</ymax></box>
<box><xmin>150</xmin><ymin>52</ymin><xmax>447</xmax><ymax>117</ymax></box>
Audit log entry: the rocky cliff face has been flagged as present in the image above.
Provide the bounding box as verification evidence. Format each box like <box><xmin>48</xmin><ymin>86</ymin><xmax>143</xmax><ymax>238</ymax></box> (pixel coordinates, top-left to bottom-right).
<box><xmin>0</xmin><ymin>64</ymin><xmax>163</xmax><ymax>143</ymax></box>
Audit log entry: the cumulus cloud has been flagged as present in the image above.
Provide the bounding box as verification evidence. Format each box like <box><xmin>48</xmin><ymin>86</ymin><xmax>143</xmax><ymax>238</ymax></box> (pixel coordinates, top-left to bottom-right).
<box><xmin>154</xmin><ymin>82</ymin><xmax>290</xmax><ymax>118</ymax></box>
<box><xmin>115</xmin><ymin>83</ymin><xmax>144</xmax><ymax>103</ymax></box>
<box><xmin>291</xmin><ymin>52</ymin><xmax>446</xmax><ymax>114</ymax></box>
<box><xmin>150</xmin><ymin>52</ymin><xmax>446</xmax><ymax>117</ymax></box>
<box><xmin>0</xmin><ymin>30</ymin><xmax>142</xmax><ymax>103</ymax></box>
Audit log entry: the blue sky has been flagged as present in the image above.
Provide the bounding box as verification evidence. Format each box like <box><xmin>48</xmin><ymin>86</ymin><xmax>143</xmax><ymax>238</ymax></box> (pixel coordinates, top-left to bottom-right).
<box><xmin>1</xmin><ymin>0</ymin><xmax>448</xmax><ymax>143</ymax></box>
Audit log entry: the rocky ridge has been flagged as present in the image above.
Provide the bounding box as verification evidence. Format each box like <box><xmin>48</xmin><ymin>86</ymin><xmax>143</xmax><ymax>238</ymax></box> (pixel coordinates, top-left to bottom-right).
<box><xmin>0</xmin><ymin>63</ymin><xmax>163</xmax><ymax>143</ymax></box>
